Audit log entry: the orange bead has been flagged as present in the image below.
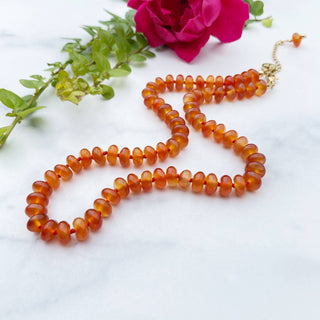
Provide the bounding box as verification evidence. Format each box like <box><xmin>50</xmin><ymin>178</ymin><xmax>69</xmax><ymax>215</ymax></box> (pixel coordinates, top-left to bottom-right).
<box><xmin>183</xmin><ymin>92</ymin><xmax>198</xmax><ymax>104</ymax></box>
<box><xmin>225</xmin><ymin>75</ymin><xmax>235</xmax><ymax>86</ymax></box>
<box><xmin>169</xmin><ymin>117</ymin><xmax>185</xmax><ymax>130</ymax></box>
<box><xmin>32</xmin><ymin>181</ymin><xmax>52</xmax><ymax>197</ymax></box>
<box><xmin>142</xmin><ymin>87</ymin><xmax>156</xmax><ymax>98</ymax></box>
<box><xmin>155</xmin><ymin>77</ymin><xmax>166</xmax><ymax>93</ymax></box>
<box><xmin>185</xmin><ymin>107</ymin><xmax>200</xmax><ymax>123</ymax></box>
<box><xmin>172</xmin><ymin>132</ymin><xmax>188</xmax><ymax>149</ymax></box>
<box><xmin>54</xmin><ymin>164</ymin><xmax>73</xmax><ymax>181</ymax></box>
<box><xmin>292</xmin><ymin>33</ymin><xmax>303</xmax><ymax>47</ymax></box>
<box><xmin>73</xmin><ymin>217</ymin><xmax>89</xmax><ymax>241</ymax></box>
<box><xmin>92</xmin><ymin>146</ymin><xmax>106</xmax><ymax>166</ymax></box>
<box><xmin>144</xmin><ymin>146</ymin><xmax>157</xmax><ymax>165</ymax></box>
<box><xmin>214</xmin><ymin>86</ymin><xmax>224</xmax><ymax>103</ymax></box>
<box><xmin>165</xmin><ymin>74</ymin><xmax>174</xmax><ymax>91</ymax></box>
<box><xmin>165</xmin><ymin>110</ymin><xmax>180</xmax><ymax>125</ymax></box>
<box><xmin>41</xmin><ymin>219</ymin><xmax>58</xmax><ymax>242</ymax></box>
<box><xmin>193</xmin><ymin>89</ymin><xmax>204</xmax><ymax>104</ymax></box>
<box><xmin>166</xmin><ymin>138</ymin><xmax>180</xmax><ymax>157</ymax></box>
<box><xmin>196</xmin><ymin>75</ymin><xmax>205</xmax><ymax>89</ymax></box>
<box><xmin>243</xmin><ymin>171</ymin><xmax>262</xmax><ymax>192</ymax></box>
<box><xmin>80</xmin><ymin>148</ymin><xmax>92</xmax><ymax>169</ymax></box>
<box><xmin>114</xmin><ymin>177</ymin><xmax>130</xmax><ymax>198</ymax></box>
<box><xmin>183</xmin><ymin>101</ymin><xmax>199</xmax><ymax>112</ymax></box>
<box><xmin>153</xmin><ymin>168</ymin><xmax>166</xmax><ymax>189</ymax></box>
<box><xmin>172</xmin><ymin>124</ymin><xmax>189</xmax><ymax>136</ymax></box>
<box><xmin>185</xmin><ymin>75</ymin><xmax>194</xmax><ymax>91</ymax></box>
<box><xmin>234</xmin><ymin>74</ymin><xmax>244</xmax><ymax>86</ymax></box>
<box><xmin>166</xmin><ymin>166</ymin><xmax>178</xmax><ymax>188</ymax></box>
<box><xmin>57</xmin><ymin>221</ymin><xmax>71</xmax><ymax>245</ymax></box>
<box><xmin>225</xmin><ymin>85</ymin><xmax>236</xmax><ymax>101</ymax></box>
<box><xmin>107</xmin><ymin>145</ymin><xmax>118</xmax><ymax>166</ymax></box>
<box><xmin>132</xmin><ymin>147</ymin><xmax>144</xmax><ymax>167</ymax></box>
<box><xmin>44</xmin><ymin>170</ymin><xmax>60</xmax><ymax>189</ymax></box>
<box><xmin>101</xmin><ymin>188</ymin><xmax>121</xmax><ymax>205</ymax></box>
<box><xmin>127</xmin><ymin>173</ymin><xmax>141</xmax><ymax>193</ymax></box>
<box><xmin>246</xmin><ymin>153</ymin><xmax>266</xmax><ymax>164</ymax></box>
<box><xmin>234</xmin><ymin>175</ymin><xmax>246</xmax><ymax>197</ymax></box>
<box><xmin>202</xmin><ymin>120</ymin><xmax>216</xmax><ymax>137</ymax></box>
<box><xmin>144</xmin><ymin>94</ymin><xmax>157</xmax><ymax>108</ymax></box>
<box><xmin>152</xmin><ymin>98</ymin><xmax>165</xmax><ymax>113</ymax></box>
<box><xmin>192</xmin><ymin>113</ymin><xmax>206</xmax><ymax>131</ymax></box>
<box><xmin>192</xmin><ymin>171</ymin><xmax>205</xmax><ymax>193</ymax></box>
<box><xmin>119</xmin><ymin>147</ymin><xmax>130</xmax><ymax>167</ymax></box>
<box><xmin>206</xmin><ymin>75</ymin><xmax>215</xmax><ymax>89</ymax></box>
<box><xmin>235</xmin><ymin>82</ymin><xmax>246</xmax><ymax>100</ymax></box>
<box><xmin>233</xmin><ymin>136</ymin><xmax>248</xmax><ymax>155</ymax></box>
<box><xmin>176</xmin><ymin>74</ymin><xmax>184</xmax><ymax>91</ymax></box>
<box><xmin>255</xmin><ymin>80</ymin><xmax>267</xmax><ymax>96</ymax></box>
<box><xmin>222</xmin><ymin>130</ymin><xmax>238</xmax><ymax>148</ymax></box>
<box><xmin>205</xmin><ymin>173</ymin><xmax>218</xmax><ymax>195</ymax></box>
<box><xmin>241</xmin><ymin>143</ymin><xmax>258</xmax><ymax>161</ymax></box>
<box><xmin>215</xmin><ymin>75</ymin><xmax>224</xmax><ymax>87</ymax></box>
<box><xmin>26</xmin><ymin>192</ymin><xmax>48</xmax><ymax>207</ymax></box>
<box><xmin>25</xmin><ymin>203</ymin><xmax>47</xmax><ymax>217</ymax></box>
<box><xmin>85</xmin><ymin>209</ymin><xmax>102</xmax><ymax>231</ymax></box>
<box><xmin>156</xmin><ymin>142</ymin><xmax>169</xmax><ymax>161</ymax></box>
<box><xmin>94</xmin><ymin>198</ymin><xmax>112</xmax><ymax>217</ymax></box>
<box><xmin>179</xmin><ymin>170</ymin><xmax>192</xmax><ymax>190</ymax></box>
<box><xmin>203</xmin><ymin>87</ymin><xmax>213</xmax><ymax>103</ymax></box>
<box><xmin>219</xmin><ymin>175</ymin><xmax>232</xmax><ymax>197</ymax></box>
<box><xmin>141</xmin><ymin>170</ymin><xmax>153</xmax><ymax>192</ymax></box>
<box><xmin>157</xmin><ymin>103</ymin><xmax>172</xmax><ymax>120</ymax></box>
<box><xmin>246</xmin><ymin>82</ymin><xmax>256</xmax><ymax>98</ymax></box>
<box><xmin>66</xmin><ymin>155</ymin><xmax>82</xmax><ymax>173</ymax></box>
<box><xmin>146</xmin><ymin>81</ymin><xmax>159</xmax><ymax>93</ymax></box>
<box><xmin>245</xmin><ymin>161</ymin><xmax>266</xmax><ymax>177</ymax></box>
<box><xmin>213</xmin><ymin>123</ymin><xmax>226</xmax><ymax>143</ymax></box>
<box><xmin>248</xmin><ymin>69</ymin><xmax>260</xmax><ymax>84</ymax></box>
<box><xmin>27</xmin><ymin>214</ymin><xmax>49</xmax><ymax>233</ymax></box>
<box><xmin>241</xmin><ymin>71</ymin><xmax>252</xmax><ymax>86</ymax></box>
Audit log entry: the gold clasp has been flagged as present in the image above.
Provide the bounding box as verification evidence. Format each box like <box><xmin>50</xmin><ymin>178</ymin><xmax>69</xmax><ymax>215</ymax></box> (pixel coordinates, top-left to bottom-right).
<box><xmin>260</xmin><ymin>63</ymin><xmax>278</xmax><ymax>89</ymax></box>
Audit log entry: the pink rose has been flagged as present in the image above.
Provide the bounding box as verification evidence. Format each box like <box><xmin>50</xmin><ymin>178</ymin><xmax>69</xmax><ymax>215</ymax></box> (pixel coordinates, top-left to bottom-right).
<box><xmin>128</xmin><ymin>0</ymin><xmax>249</xmax><ymax>62</ymax></box>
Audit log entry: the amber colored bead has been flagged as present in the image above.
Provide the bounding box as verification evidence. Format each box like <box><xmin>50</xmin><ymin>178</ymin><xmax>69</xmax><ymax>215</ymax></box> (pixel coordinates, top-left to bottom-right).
<box><xmin>127</xmin><ymin>174</ymin><xmax>141</xmax><ymax>193</ymax></box>
<box><xmin>27</xmin><ymin>192</ymin><xmax>48</xmax><ymax>207</ymax></box>
<box><xmin>27</xmin><ymin>214</ymin><xmax>49</xmax><ymax>233</ymax></box>
<box><xmin>248</xmin><ymin>69</ymin><xmax>260</xmax><ymax>84</ymax></box>
<box><xmin>292</xmin><ymin>33</ymin><xmax>303</xmax><ymax>47</ymax></box>
<box><xmin>156</xmin><ymin>142</ymin><xmax>169</xmax><ymax>161</ymax></box>
<box><xmin>165</xmin><ymin>74</ymin><xmax>174</xmax><ymax>91</ymax></box>
<box><xmin>85</xmin><ymin>209</ymin><xmax>102</xmax><ymax>232</ymax></box>
<box><xmin>245</xmin><ymin>161</ymin><xmax>266</xmax><ymax>177</ymax></box>
<box><xmin>57</xmin><ymin>221</ymin><xmax>71</xmax><ymax>245</ymax></box>
<box><xmin>153</xmin><ymin>168</ymin><xmax>166</xmax><ymax>189</ymax></box>
<box><xmin>165</xmin><ymin>110</ymin><xmax>180</xmax><ymax>125</ymax></box>
<box><xmin>141</xmin><ymin>170</ymin><xmax>153</xmax><ymax>192</ymax></box>
<box><xmin>41</xmin><ymin>220</ymin><xmax>58</xmax><ymax>242</ymax></box>
<box><xmin>44</xmin><ymin>170</ymin><xmax>60</xmax><ymax>189</ymax></box>
<box><xmin>80</xmin><ymin>148</ymin><xmax>92</xmax><ymax>169</ymax></box>
<box><xmin>234</xmin><ymin>175</ymin><xmax>246</xmax><ymax>197</ymax></box>
<box><xmin>169</xmin><ymin>117</ymin><xmax>185</xmax><ymax>130</ymax></box>
<box><xmin>243</xmin><ymin>171</ymin><xmax>262</xmax><ymax>192</ymax></box>
<box><xmin>118</xmin><ymin>147</ymin><xmax>130</xmax><ymax>167</ymax></box>
<box><xmin>176</xmin><ymin>74</ymin><xmax>184</xmax><ymax>91</ymax></box>
<box><xmin>215</xmin><ymin>76</ymin><xmax>224</xmax><ymax>87</ymax></box>
<box><xmin>183</xmin><ymin>92</ymin><xmax>198</xmax><ymax>104</ymax></box>
<box><xmin>185</xmin><ymin>107</ymin><xmax>200</xmax><ymax>123</ymax></box>
<box><xmin>241</xmin><ymin>143</ymin><xmax>258</xmax><ymax>161</ymax></box>
<box><xmin>235</xmin><ymin>82</ymin><xmax>246</xmax><ymax>100</ymax></box>
<box><xmin>166</xmin><ymin>166</ymin><xmax>178</xmax><ymax>188</ymax></box>
<box><xmin>225</xmin><ymin>75</ymin><xmax>235</xmax><ymax>86</ymax></box>
<box><xmin>144</xmin><ymin>146</ymin><xmax>157</xmax><ymax>165</ymax></box>
<box><xmin>179</xmin><ymin>170</ymin><xmax>192</xmax><ymax>190</ymax></box>
<box><xmin>195</xmin><ymin>75</ymin><xmax>205</xmax><ymax>89</ymax></box>
<box><xmin>172</xmin><ymin>124</ymin><xmax>189</xmax><ymax>136</ymax></box>
<box><xmin>101</xmin><ymin>188</ymin><xmax>121</xmax><ymax>205</ymax></box>
<box><xmin>192</xmin><ymin>89</ymin><xmax>204</xmax><ymax>104</ymax></box>
<box><xmin>54</xmin><ymin>164</ymin><xmax>73</xmax><ymax>181</ymax></box>
<box><xmin>233</xmin><ymin>136</ymin><xmax>248</xmax><ymax>155</ymax></box>
<box><xmin>185</xmin><ymin>75</ymin><xmax>194</xmax><ymax>91</ymax></box>
<box><xmin>132</xmin><ymin>147</ymin><xmax>144</xmax><ymax>167</ymax></box>
<box><xmin>183</xmin><ymin>101</ymin><xmax>199</xmax><ymax>112</ymax></box>
<box><xmin>157</xmin><ymin>103</ymin><xmax>172</xmax><ymax>121</ymax></box>
<box><xmin>214</xmin><ymin>86</ymin><xmax>224</xmax><ymax>103</ymax></box>
<box><xmin>166</xmin><ymin>138</ymin><xmax>180</xmax><ymax>157</ymax></box>
<box><xmin>213</xmin><ymin>123</ymin><xmax>226</xmax><ymax>143</ymax></box>
<box><xmin>234</xmin><ymin>74</ymin><xmax>244</xmax><ymax>86</ymax></box>
<box><xmin>114</xmin><ymin>177</ymin><xmax>130</xmax><ymax>198</ymax></box>
<box><xmin>152</xmin><ymin>98</ymin><xmax>165</xmax><ymax>113</ymax></box>
<box><xmin>219</xmin><ymin>175</ymin><xmax>233</xmax><ymax>197</ymax></box>
<box><xmin>192</xmin><ymin>113</ymin><xmax>206</xmax><ymax>131</ymax></box>
<box><xmin>202</xmin><ymin>120</ymin><xmax>216</xmax><ymax>137</ymax></box>
<box><xmin>255</xmin><ymin>80</ymin><xmax>267</xmax><ymax>96</ymax></box>
<box><xmin>155</xmin><ymin>77</ymin><xmax>166</xmax><ymax>93</ymax></box>
<box><xmin>32</xmin><ymin>181</ymin><xmax>52</xmax><ymax>197</ymax></box>
<box><xmin>25</xmin><ymin>203</ymin><xmax>47</xmax><ymax>217</ymax></box>
<box><xmin>246</xmin><ymin>153</ymin><xmax>266</xmax><ymax>165</ymax></box>
<box><xmin>192</xmin><ymin>172</ymin><xmax>205</xmax><ymax>193</ymax></box>
<box><xmin>94</xmin><ymin>198</ymin><xmax>112</xmax><ymax>217</ymax></box>
<box><xmin>172</xmin><ymin>132</ymin><xmax>188</xmax><ymax>149</ymax></box>
<box><xmin>225</xmin><ymin>85</ymin><xmax>236</xmax><ymax>101</ymax></box>
<box><xmin>222</xmin><ymin>130</ymin><xmax>238</xmax><ymax>148</ymax></box>
<box><xmin>142</xmin><ymin>87</ymin><xmax>156</xmax><ymax>98</ymax></box>
<box><xmin>146</xmin><ymin>81</ymin><xmax>159</xmax><ymax>93</ymax></box>
<box><xmin>107</xmin><ymin>145</ymin><xmax>118</xmax><ymax>166</ymax></box>
<box><xmin>73</xmin><ymin>217</ymin><xmax>89</xmax><ymax>241</ymax></box>
<box><xmin>246</xmin><ymin>82</ymin><xmax>256</xmax><ymax>98</ymax></box>
<box><xmin>203</xmin><ymin>87</ymin><xmax>213</xmax><ymax>103</ymax></box>
<box><xmin>241</xmin><ymin>71</ymin><xmax>252</xmax><ymax>86</ymax></box>
<box><xmin>206</xmin><ymin>75</ymin><xmax>215</xmax><ymax>88</ymax></box>
<box><xmin>205</xmin><ymin>173</ymin><xmax>218</xmax><ymax>195</ymax></box>
<box><xmin>66</xmin><ymin>155</ymin><xmax>82</xmax><ymax>173</ymax></box>
<box><xmin>144</xmin><ymin>94</ymin><xmax>157</xmax><ymax>109</ymax></box>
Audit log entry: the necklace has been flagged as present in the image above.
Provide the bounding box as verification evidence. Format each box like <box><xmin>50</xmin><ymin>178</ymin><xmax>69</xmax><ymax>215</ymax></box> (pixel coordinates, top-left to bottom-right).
<box><xmin>24</xmin><ymin>33</ymin><xmax>305</xmax><ymax>244</ymax></box>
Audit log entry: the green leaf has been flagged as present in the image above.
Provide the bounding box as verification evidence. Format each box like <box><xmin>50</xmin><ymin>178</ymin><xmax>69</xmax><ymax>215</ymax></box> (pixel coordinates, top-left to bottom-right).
<box><xmin>129</xmin><ymin>54</ymin><xmax>147</xmax><ymax>62</ymax></box>
<box><xmin>93</xmin><ymin>52</ymin><xmax>111</xmax><ymax>73</ymax></box>
<box><xmin>92</xmin><ymin>38</ymin><xmax>110</xmax><ymax>56</ymax></box>
<box><xmin>22</xmin><ymin>95</ymin><xmax>37</xmax><ymax>109</ymax></box>
<box><xmin>19</xmin><ymin>79</ymin><xmax>44</xmax><ymax>90</ymax></box>
<box><xmin>136</xmin><ymin>33</ymin><xmax>148</xmax><ymax>47</ymax></box>
<box><xmin>98</xmin><ymin>29</ymin><xmax>115</xmax><ymax>47</ymax></box>
<box><xmin>70</xmin><ymin>52</ymin><xmax>89</xmax><ymax>76</ymax></box>
<box><xmin>100</xmin><ymin>84</ymin><xmax>115</xmax><ymax>100</ymax></box>
<box><xmin>0</xmin><ymin>89</ymin><xmax>27</xmax><ymax>111</ymax></box>
<box><xmin>108</xmin><ymin>68</ymin><xmax>131</xmax><ymax>77</ymax></box>
<box><xmin>243</xmin><ymin>0</ymin><xmax>254</xmax><ymax>7</ymax></box>
<box><xmin>125</xmin><ymin>10</ymin><xmax>136</xmax><ymax>27</ymax></box>
<box><xmin>141</xmin><ymin>50</ymin><xmax>156</xmax><ymax>58</ymax></box>
<box><xmin>128</xmin><ymin>39</ymin><xmax>139</xmax><ymax>53</ymax></box>
<box><xmin>250</xmin><ymin>1</ymin><xmax>264</xmax><ymax>16</ymax></box>
<box><xmin>30</xmin><ymin>75</ymin><xmax>45</xmax><ymax>81</ymax></box>
<box><xmin>82</xmin><ymin>25</ymin><xmax>96</xmax><ymax>37</ymax></box>
<box><xmin>262</xmin><ymin>17</ymin><xmax>273</xmax><ymax>28</ymax></box>
<box><xmin>0</xmin><ymin>126</ymin><xmax>10</xmax><ymax>136</ymax></box>
<box><xmin>62</xmin><ymin>42</ymin><xmax>79</xmax><ymax>53</ymax></box>
<box><xmin>17</xmin><ymin>106</ymin><xmax>45</xmax><ymax>119</ymax></box>
<box><xmin>119</xmin><ymin>64</ymin><xmax>131</xmax><ymax>73</ymax></box>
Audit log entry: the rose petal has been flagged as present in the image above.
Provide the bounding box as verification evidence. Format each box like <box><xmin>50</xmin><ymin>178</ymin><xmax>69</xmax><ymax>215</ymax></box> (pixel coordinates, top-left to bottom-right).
<box><xmin>127</xmin><ymin>0</ymin><xmax>145</xmax><ymax>10</ymax></box>
<box><xmin>201</xmin><ymin>0</ymin><xmax>222</xmax><ymax>26</ymax></box>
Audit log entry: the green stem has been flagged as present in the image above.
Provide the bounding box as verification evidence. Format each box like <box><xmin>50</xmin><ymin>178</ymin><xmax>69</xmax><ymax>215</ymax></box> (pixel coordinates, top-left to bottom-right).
<box><xmin>254</xmin><ymin>15</ymin><xmax>272</xmax><ymax>22</ymax></box>
<box><xmin>114</xmin><ymin>44</ymin><xmax>150</xmax><ymax>69</ymax></box>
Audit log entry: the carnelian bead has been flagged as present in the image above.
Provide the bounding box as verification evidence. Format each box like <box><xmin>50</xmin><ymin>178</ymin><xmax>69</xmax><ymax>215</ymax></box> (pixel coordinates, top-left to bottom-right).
<box><xmin>165</xmin><ymin>74</ymin><xmax>174</xmax><ymax>91</ymax></box>
<box><xmin>243</xmin><ymin>171</ymin><xmax>262</xmax><ymax>191</ymax></box>
<box><xmin>214</xmin><ymin>86</ymin><xmax>224</xmax><ymax>103</ymax></box>
<box><xmin>114</xmin><ymin>177</ymin><xmax>130</xmax><ymax>198</ymax></box>
<box><xmin>192</xmin><ymin>113</ymin><xmax>206</xmax><ymax>131</ymax></box>
<box><xmin>233</xmin><ymin>136</ymin><xmax>248</xmax><ymax>155</ymax></box>
<box><xmin>213</xmin><ymin>123</ymin><xmax>226</xmax><ymax>143</ymax></box>
<box><xmin>26</xmin><ymin>192</ymin><xmax>48</xmax><ymax>207</ymax></box>
<box><xmin>25</xmin><ymin>203</ymin><xmax>47</xmax><ymax>217</ymax></box>
<box><xmin>146</xmin><ymin>81</ymin><xmax>159</xmax><ymax>93</ymax></box>
<box><xmin>225</xmin><ymin>85</ymin><xmax>236</xmax><ymax>101</ymax></box>
<box><xmin>119</xmin><ymin>147</ymin><xmax>130</xmax><ymax>167</ymax></box>
<box><xmin>156</xmin><ymin>142</ymin><xmax>169</xmax><ymax>161</ymax></box>
<box><xmin>225</xmin><ymin>75</ymin><xmax>235</xmax><ymax>86</ymax></box>
<box><xmin>27</xmin><ymin>214</ymin><xmax>48</xmax><ymax>233</ymax></box>
<box><xmin>101</xmin><ymin>188</ymin><xmax>120</xmax><ymax>205</ymax></box>
<box><xmin>132</xmin><ymin>147</ymin><xmax>144</xmax><ymax>167</ymax></box>
<box><xmin>241</xmin><ymin>71</ymin><xmax>252</xmax><ymax>86</ymax></box>
<box><xmin>222</xmin><ymin>130</ymin><xmax>238</xmax><ymax>148</ymax></box>
<box><xmin>246</xmin><ymin>82</ymin><xmax>256</xmax><ymax>98</ymax></box>
<box><xmin>41</xmin><ymin>220</ymin><xmax>58</xmax><ymax>242</ymax></box>
<box><xmin>66</xmin><ymin>155</ymin><xmax>82</xmax><ymax>173</ymax></box>
<box><xmin>234</xmin><ymin>175</ymin><xmax>246</xmax><ymax>197</ymax></box>
<box><xmin>203</xmin><ymin>87</ymin><xmax>213</xmax><ymax>103</ymax></box>
<box><xmin>166</xmin><ymin>138</ymin><xmax>180</xmax><ymax>157</ymax></box>
<box><xmin>192</xmin><ymin>89</ymin><xmax>204</xmax><ymax>104</ymax></box>
<box><xmin>183</xmin><ymin>92</ymin><xmax>198</xmax><ymax>104</ymax></box>
<box><xmin>246</xmin><ymin>153</ymin><xmax>266</xmax><ymax>164</ymax></box>
<box><xmin>234</xmin><ymin>74</ymin><xmax>244</xmax><ymax>85</ymax></box>
<box><xmin>172</xmin><ymin>133</ymin><xmax>188</xmax><ymax>149</ymax></box>
<box><xmin>141</xmin><ymin>170</ymin><xmax>153</xmax><ymax>191</ymax></box>
<box><xmin>73</xmin><ymin>217</ymin><xmax>89</xmax><ymax>241</ymax></box>
<box><xmin>179</xmin><ymin>170</ymin><xmax>192</xmax><ymax>190</ymax></box>
<box><xmin>172</xmin><ymin>124</ymin><xmax>189</xmax><ymax>136</ymax></box>
<box><xmin>255</xmin><ymin>80</ymin><xmax>267</xmax><ymax>96</ymax></box>
<box><xmin>157</xmin><ymin>103</ymin><xmax>172</xmax><ymax>120</ymax></box>
<box><xmin>192</xmin><ymin>172</ymin><xmax>205</xmax><ymax>193</ymax></box>
<box><xmin>245</xmin><ymin>161</ymin><xmax>266</xmax><ymax>177</ymax></box>
<box><xmin>215</xmin><ymin>75</ymin><xmax>224</xmax><ymax>87</ymax></box>
<box><xmin>44</xmin><ymin>170</ymin><xmax>60</xmax><ymax>189</ymax></box>
<box><xmin>94</xmin><ymin>198</ymin><xmax>112</xmax><ymax>217</ymax></box>
<box><xmin>153</xmin><ymin>168</ymin><xmax>166</xmax><ymax>189</ymax></box>
<box><xmin>32</xmin><ymin>181</ymin><xmax>52</xmax><ymax>197</ymax></box>
<box><xmin>206</xmin><ymin>75</ymin><xmax>215</xmax><ymax>88</ymax></box>
<box><xmin>57</xmin><ymin>221</ymin><xmax>71</xmax><ymax>244</ymax></box>
<box><xmin>54</xmin><ymin>164</ymin><xmax>73</xmax><ymax>181</ymax></box>
<box><xmin>241</xmin><ymin>143</ymin><xmax>258</xmax><ymax>161</ymax></box>
<box><xmin>219</xmin><ymin>175</ymin><xmax>233</xmax><ymax>197</ymax></box>
<box><xmin>248</xmin><ymin>69</ymin><xmax>260</xmax><ymax>84</ymax></box>
<box><xmin>85</xmin><ymin>209</ymin><xmax>102</xmax><ymax>231</ymax></box>
<box><xmin>196</xmin><ymin>75</ymin><xmax>205</xmax><ymax>89</ymax></box>
<box><xmin>144</xmin><ymin>94</ymin><xmax>157</xmax><ymax>108</ymax></box>
<box><xmin>142</xmin><ymin>87</ymin><xmax>156</xmax><ymax>98</ymax></box>
<box><xmin>165</xmin><ymin>110</ymin><xmax>180</xmax><ymax>125</ymax></box>
<box><xmin>107</xmin><ymin>145</ymin><xmax>118</xmax><ymax>166</ymax></box>
<box><xmin>292</xmin><ymin>33</ymin><xmax>303</xmax><ymax>47</ymax></box>
<box><xmin>155</xmin><ymin>77</ymin><xmax>166</xmax><ymax>93</ymax></box>
<box><xmin>185</xmin><ymin>107</ymin><xmax>200</xmax><ymax>123</ymax></box>
<box><xmin>127</xmin><ymin>174</ymin><xmax>141</xmax><ymax>193</ymax></box>
<box><xmin>185</xmin><ymin>75</ymin><xmax>194</xmax><ymax>91</ymax></box>
<box><xmin>202</xmin><ymin>120</ymin><xmax>216</xmax><ymax>137</ymax></box>
<box><xmin>152</xmin><ymin>98</ymin><xmax>165</xmax><ymax>113</ymax></box>
<box><xmin>169</xmin><ymin>117</ymin><xmax>185</xmax><ymax>130</ymax></box>
<box><xmin>166</xmin><ymin>166</ymin><xmax>178</xmax><ymax>188</ymax></box>
<box><xmin>80</xmin><ymin>148</ymin><xmax>92</xmax><ymax>169</ymax></box>
<box><xmin>176</xmin><ymin>74</ymin><xmax>184</xmax><ymax>91</ymax></box>
<box><xmin>235</xmin><ymin>82</ymin><xmax>246</xmax><ymax>100</ymax></box>
<box><xmin>205</xmin><ymin>173</ymin><xmax>218</xmax><ymax>195</ymax></box>
<box><xmin>144</xmin><ymin>146</ymin><xmax>157</xmax><ymax>165</ymax></box>
<box><xmin>183</xmin><ymin>101</ymin><xmax>199</xmax><ymax>112</ymax></box>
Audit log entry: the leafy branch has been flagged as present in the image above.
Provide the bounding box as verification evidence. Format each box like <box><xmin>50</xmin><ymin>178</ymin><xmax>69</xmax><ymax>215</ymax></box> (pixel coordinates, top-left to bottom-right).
<box><xmin>244</xmin><ymin>0</ymin><xmax>273</xmax><ymax>28</ymax></box>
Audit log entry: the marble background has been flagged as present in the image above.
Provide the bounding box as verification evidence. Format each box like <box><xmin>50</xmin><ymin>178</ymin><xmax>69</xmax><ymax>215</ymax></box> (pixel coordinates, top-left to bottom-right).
<box><xmin>0</xmin><ymin>0</ymin><xmax>320</xmax><ymax>319</ymax></box>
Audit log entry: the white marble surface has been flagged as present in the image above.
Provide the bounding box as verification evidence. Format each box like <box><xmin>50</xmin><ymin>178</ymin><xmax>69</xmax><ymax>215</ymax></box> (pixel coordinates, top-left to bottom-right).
<box><xmin>0</xmin><ymin>0</ymin><xmax>320</xmax><ymax>319</ymax></box>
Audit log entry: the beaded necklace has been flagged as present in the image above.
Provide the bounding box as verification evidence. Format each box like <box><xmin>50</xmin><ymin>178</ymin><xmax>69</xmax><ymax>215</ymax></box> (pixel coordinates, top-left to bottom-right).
<box><xmin>24</xmin><ymin>33</ymin><xmax>305</xmax><ymax>244</ymax></box>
